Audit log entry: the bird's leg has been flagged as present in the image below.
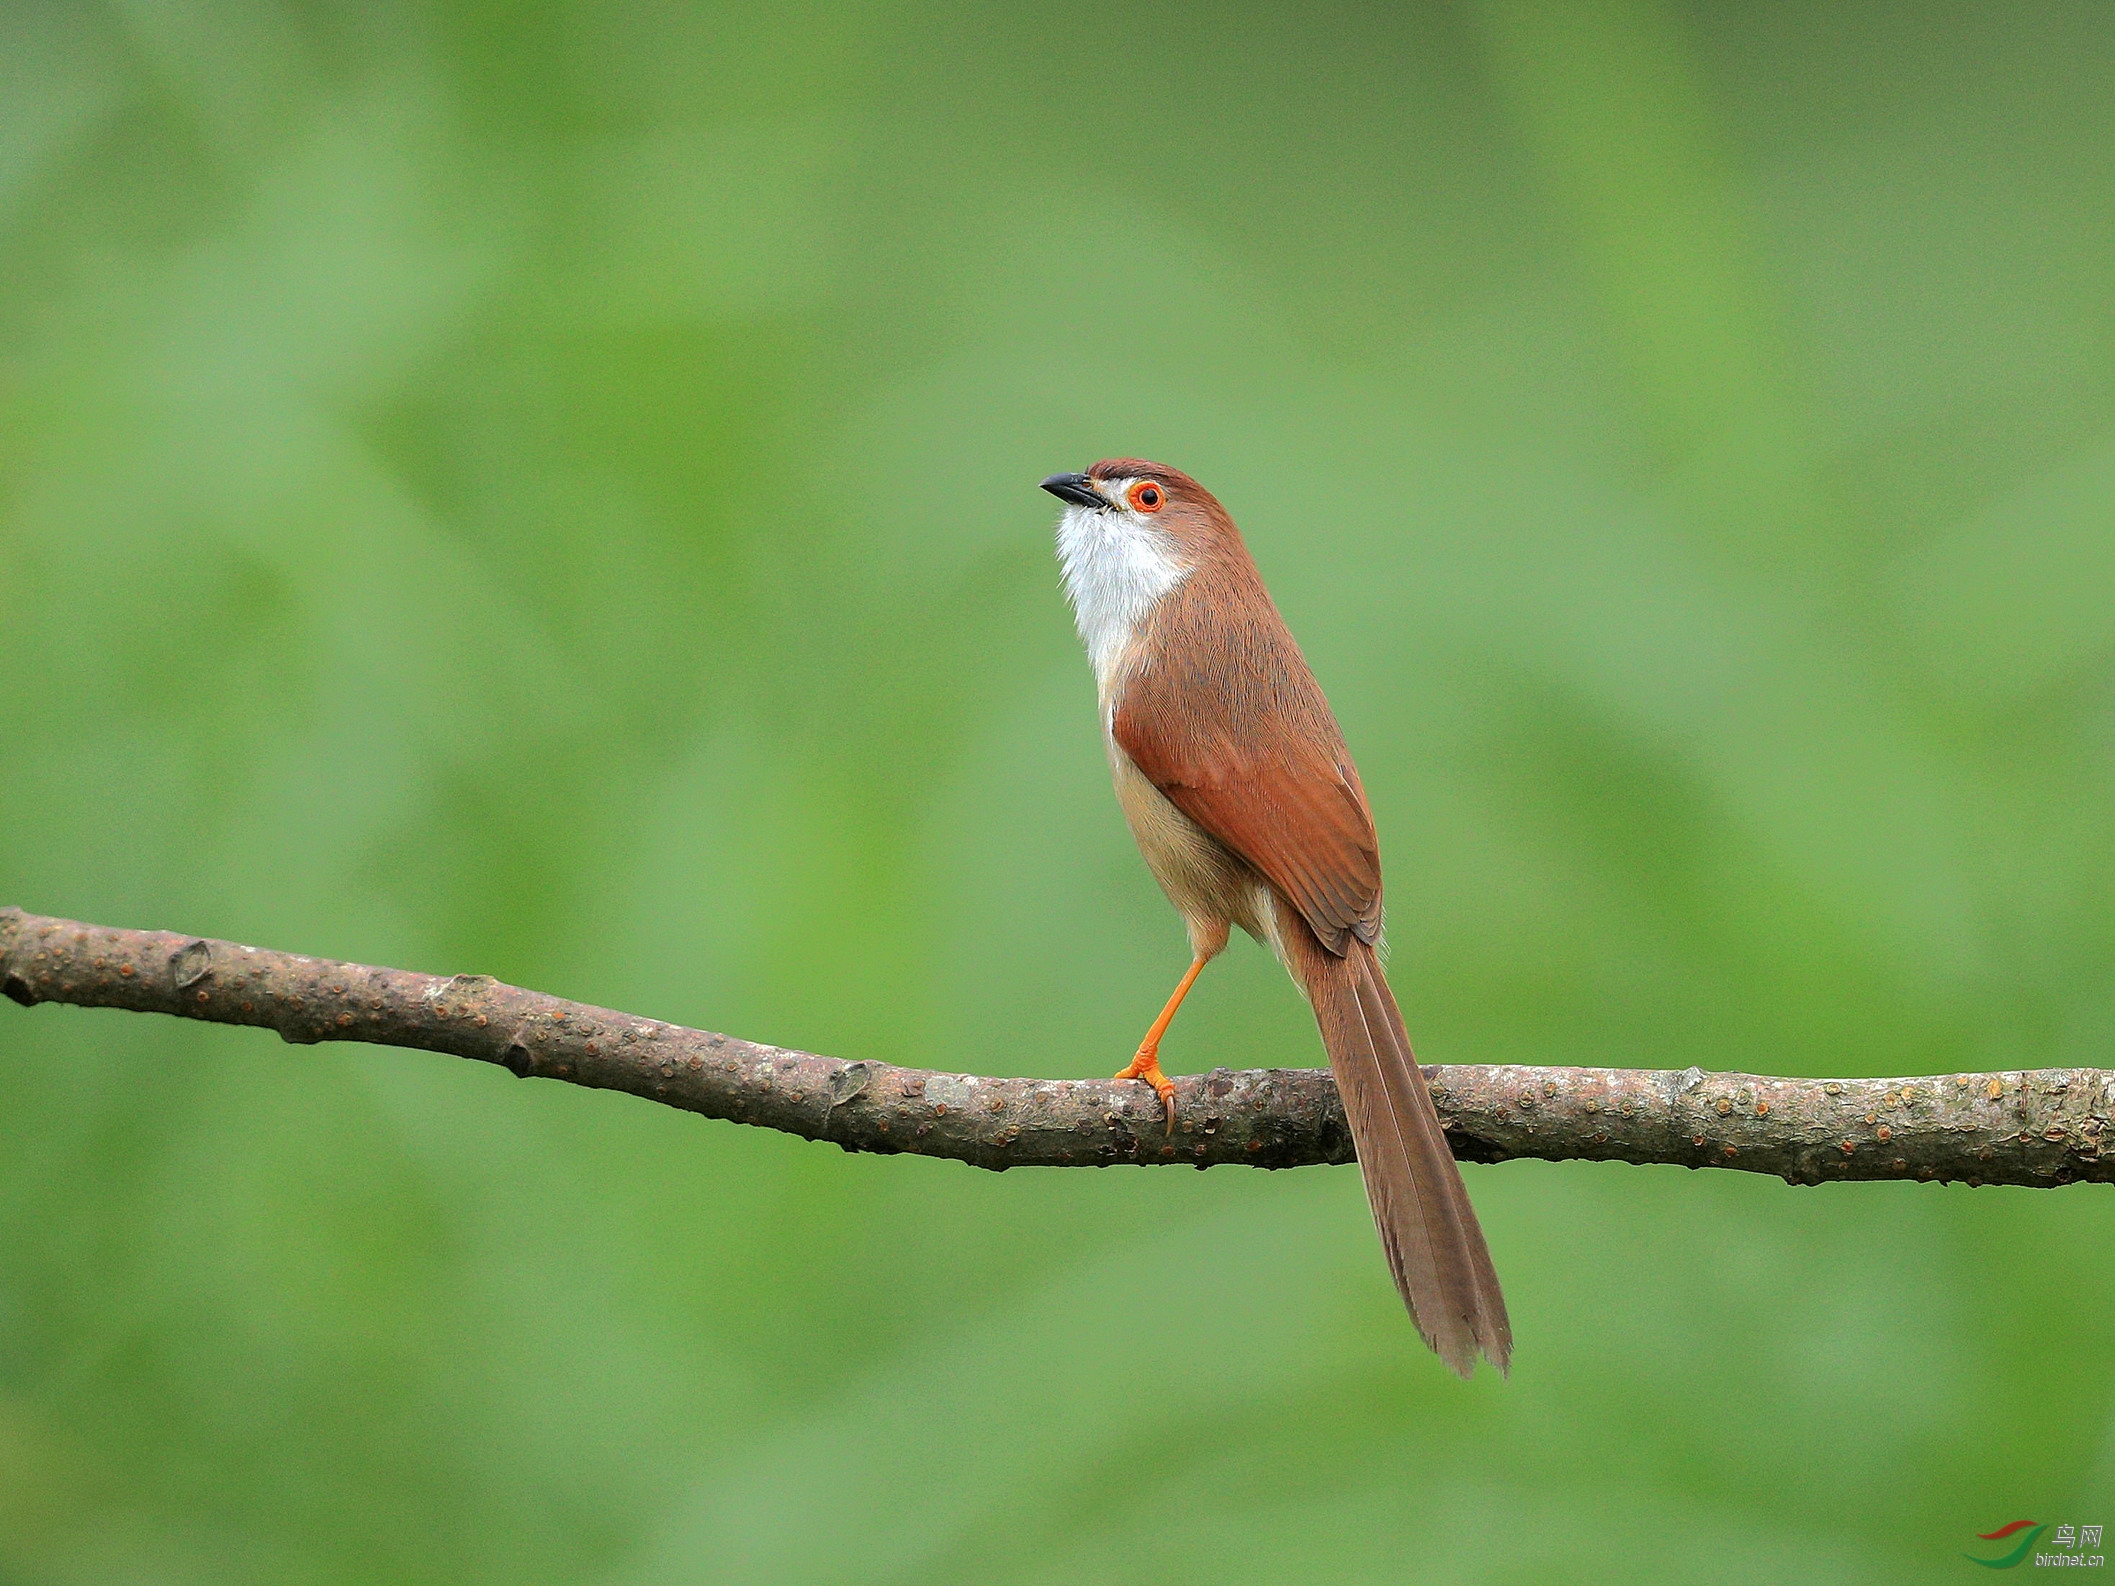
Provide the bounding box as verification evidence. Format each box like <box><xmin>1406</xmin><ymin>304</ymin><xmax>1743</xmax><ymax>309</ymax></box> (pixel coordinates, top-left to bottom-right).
<box><xmin>1115</xmin><ymin>955</ymin><xmax>1209</xmax><ymax>1136</ymax></box>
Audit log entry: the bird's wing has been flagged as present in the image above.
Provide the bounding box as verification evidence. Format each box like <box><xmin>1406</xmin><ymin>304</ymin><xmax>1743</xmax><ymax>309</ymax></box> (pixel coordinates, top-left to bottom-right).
<box><xmin>1111</xmin><ymin>602</ymin><xmax>1381</xmax><ymax>956</ymax></box>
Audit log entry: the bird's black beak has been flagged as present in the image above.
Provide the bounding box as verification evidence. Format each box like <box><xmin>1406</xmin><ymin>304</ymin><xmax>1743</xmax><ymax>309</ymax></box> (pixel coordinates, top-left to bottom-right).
<box><xmin>1039</xmin><ymin>472</ymin><xmax>1106</xmax><ymax>511</ymax></box>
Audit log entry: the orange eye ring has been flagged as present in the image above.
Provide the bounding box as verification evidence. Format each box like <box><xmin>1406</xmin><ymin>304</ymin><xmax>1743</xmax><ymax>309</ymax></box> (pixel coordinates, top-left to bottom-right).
<box><xmin>1127</xmin><ymin>481</ymin><xmax>1165</xmax><ymax>513</ymax></box>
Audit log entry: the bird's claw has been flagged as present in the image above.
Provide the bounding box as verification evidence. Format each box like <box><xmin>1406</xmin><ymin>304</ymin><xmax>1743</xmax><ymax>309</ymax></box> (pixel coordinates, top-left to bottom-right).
<box><xmin>1114</xmin><ymin>1048</ymin><xmax>1178</xmax><ymax>1137</ymax></box>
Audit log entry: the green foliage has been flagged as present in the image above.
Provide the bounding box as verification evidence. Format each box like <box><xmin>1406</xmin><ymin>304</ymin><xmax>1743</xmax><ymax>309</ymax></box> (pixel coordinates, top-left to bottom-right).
<box><xmin>3</xmin><ymin>1</ymin><xmax>2113</xmax><ymax>1579</ymax></box>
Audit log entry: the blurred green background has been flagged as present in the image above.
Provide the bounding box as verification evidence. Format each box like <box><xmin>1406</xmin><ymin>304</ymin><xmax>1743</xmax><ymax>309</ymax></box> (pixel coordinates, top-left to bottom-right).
<box><xmin>3</xmin><ymin>1</ymin><xmax>2114</xmax><ymax>1580</ymax></box>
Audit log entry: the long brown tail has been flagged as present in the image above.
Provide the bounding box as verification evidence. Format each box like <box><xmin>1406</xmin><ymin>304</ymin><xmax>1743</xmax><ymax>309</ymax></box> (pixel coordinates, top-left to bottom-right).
<box><xmin>1286</xmin><ymin>911</ymin><xmax>1511</xmax><ymax>1377</ymax></box>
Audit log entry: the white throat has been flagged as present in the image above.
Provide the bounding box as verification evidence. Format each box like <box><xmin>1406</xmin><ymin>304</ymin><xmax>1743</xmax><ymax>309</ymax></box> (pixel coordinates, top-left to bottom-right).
<box><xmin>1055</xmin><ymin>503</ymin><xmax>1188</xmax><ymax>689</ymax></box>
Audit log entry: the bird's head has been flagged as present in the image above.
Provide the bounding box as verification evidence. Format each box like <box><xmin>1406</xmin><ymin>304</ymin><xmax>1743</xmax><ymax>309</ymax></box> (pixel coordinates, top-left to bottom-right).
<box><xmin>1038</xmin><ymin>459</ymin><xmax>1233</xmax><ymax>554</ymax></box>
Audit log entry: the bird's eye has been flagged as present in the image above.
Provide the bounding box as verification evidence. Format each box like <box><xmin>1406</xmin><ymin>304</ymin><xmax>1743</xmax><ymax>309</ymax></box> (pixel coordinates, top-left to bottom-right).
<box><xmin>1128</xmin><ymin>482</ymin><xmax>1164</xmax><ymax>513</ymax></box>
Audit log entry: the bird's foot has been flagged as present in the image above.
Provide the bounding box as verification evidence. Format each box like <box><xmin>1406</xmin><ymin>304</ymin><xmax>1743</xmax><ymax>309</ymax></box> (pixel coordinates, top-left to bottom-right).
<box><xmin>1114</xmin><ymin>1048</ymin><xmax>1177</xmax><ymax>1136</ymax></box>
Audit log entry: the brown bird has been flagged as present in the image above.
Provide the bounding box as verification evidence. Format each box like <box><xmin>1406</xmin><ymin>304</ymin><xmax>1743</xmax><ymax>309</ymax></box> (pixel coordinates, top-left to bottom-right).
<box><xmin>1042</xmin><ymin>459</ymin><xmax>1510</xmax><ymax>1377</ymax></box>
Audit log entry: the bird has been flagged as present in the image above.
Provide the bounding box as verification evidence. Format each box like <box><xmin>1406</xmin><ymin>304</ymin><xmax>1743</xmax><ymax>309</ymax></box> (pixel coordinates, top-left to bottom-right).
<box><xmin>1040</xmin><ymin>459</ymin><xmax>1511</xmax><ymax>1377</ymax></box>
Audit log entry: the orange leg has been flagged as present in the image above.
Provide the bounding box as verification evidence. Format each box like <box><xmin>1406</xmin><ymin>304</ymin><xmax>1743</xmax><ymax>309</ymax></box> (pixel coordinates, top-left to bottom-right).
<box><xmin>1115</xmin><ymin>955</ymin><xmax>1209</xmax><ymax>1136</ymax></box>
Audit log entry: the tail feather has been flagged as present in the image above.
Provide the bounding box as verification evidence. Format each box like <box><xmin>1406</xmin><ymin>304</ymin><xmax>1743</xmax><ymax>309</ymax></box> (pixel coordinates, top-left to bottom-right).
<box><xmin>1288</xmin><ymin>911</ymin><xmax>1511</xmax><ymax>1376</ymax></box>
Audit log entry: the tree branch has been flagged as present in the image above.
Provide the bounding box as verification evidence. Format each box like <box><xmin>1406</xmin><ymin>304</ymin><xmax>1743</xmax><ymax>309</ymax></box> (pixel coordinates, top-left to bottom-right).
<box><xmin>2</xmin><ymin>907</ymin><xmax>2108</xmax><ymax>1187</ymax></box>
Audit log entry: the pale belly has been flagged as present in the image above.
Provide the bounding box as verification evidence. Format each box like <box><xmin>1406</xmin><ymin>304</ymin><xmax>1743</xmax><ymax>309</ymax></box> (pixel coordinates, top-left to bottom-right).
<box><xmin>1105</xmin><ymin>732</ymin><xmax>1279</xmax><ymax>959</ymax></box>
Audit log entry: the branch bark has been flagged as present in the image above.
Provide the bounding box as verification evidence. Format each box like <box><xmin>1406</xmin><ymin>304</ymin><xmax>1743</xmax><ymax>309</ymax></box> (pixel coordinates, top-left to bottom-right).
<box><xmin>3</xmin><ymin>907</ymin><xmax>2108</xmax><ymax>1187</ymax></box>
